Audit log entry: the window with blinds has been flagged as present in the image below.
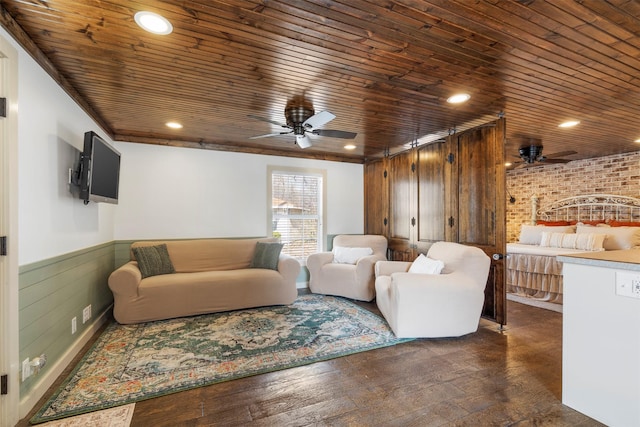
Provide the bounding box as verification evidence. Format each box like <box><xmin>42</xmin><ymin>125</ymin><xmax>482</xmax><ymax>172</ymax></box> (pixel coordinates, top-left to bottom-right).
<box><xmin>270</xmin><ymin>169</ymin><xmax>324</xmax><ymax>262</ymax></box>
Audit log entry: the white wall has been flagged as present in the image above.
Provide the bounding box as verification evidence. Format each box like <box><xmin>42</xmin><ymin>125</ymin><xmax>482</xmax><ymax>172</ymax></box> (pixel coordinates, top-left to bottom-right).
<box><xmin>114</xmin><ymin>142</ymin><xmax>364</xmax><ymax>241</ymax></box>
<box><xmin>2</xmin><ymin>27</ymin><xmax>117</xmax><ymax>266</ymax></box>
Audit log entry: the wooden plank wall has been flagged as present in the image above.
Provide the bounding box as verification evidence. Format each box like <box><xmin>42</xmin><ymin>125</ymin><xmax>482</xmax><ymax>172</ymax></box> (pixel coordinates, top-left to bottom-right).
<box><xmin>18</xmin><ymin>242</ymin><xmax>115</xmax><ymax>398</ymax></box>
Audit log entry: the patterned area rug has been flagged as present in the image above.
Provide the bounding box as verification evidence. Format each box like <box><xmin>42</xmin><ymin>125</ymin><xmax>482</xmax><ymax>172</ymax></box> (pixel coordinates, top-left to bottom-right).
<box><xmin>31</xmin><ymin>294</ymin><xmax>408</xmax><ymax>424</ymax></box>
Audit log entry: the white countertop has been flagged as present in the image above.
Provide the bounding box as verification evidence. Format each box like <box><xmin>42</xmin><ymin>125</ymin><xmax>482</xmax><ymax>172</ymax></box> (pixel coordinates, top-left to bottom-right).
<box><xmin>558</xmin><ymin>249</ymin><xmax>640</xmax><ymax>271</ymax></box>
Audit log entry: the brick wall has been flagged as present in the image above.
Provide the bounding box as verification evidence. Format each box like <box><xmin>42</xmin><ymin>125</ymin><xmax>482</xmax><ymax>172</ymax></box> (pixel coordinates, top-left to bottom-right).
<box><xmin>506</xmin><ymin>151</ymin><xmax>640</xmax><ymax>242</ymax></box>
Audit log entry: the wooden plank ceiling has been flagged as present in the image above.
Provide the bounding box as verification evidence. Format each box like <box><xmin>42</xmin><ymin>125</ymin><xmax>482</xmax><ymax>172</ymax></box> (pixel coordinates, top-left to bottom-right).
<box><xmin>2</xmin><ymin>0</ymin><xmax>640</xmax><ymax>164</ymax></box>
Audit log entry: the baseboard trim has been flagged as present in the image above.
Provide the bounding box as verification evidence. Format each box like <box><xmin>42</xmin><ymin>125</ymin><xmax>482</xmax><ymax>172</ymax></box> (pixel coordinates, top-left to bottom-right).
<box><xmin>19</xmin><ymin>306</ymin><xmax>112</xmax><ymax>419</ymax></box>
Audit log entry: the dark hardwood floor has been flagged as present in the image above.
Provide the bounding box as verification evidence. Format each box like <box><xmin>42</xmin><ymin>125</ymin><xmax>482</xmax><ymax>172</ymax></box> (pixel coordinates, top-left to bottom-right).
<box><xmin>19</xmin><ymin>296</ymin><xmax>603</xmax><ymax>426</ymax></box>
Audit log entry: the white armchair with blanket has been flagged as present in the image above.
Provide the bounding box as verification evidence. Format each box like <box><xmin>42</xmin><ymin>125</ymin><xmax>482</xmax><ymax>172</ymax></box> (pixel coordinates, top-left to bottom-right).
<box><xmin>374</xmin><ymin>241</ymin><xmax>491</xmax><ymax>338</ymax></box>
<box><xmin>307</xmin><ymin>234</ymin><xmax>388</xmax><ymax>301</ymax></box>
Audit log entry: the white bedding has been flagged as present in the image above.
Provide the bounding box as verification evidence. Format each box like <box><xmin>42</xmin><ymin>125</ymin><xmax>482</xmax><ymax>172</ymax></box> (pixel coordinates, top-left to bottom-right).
<box><xmin>506</xmin><ymin>243</ymin><xmax>595</xmax><ymax>256</ymax></box>
<box><xmin>505</xmin><ymin>243</ymin><xmax>581</xmax><ymax>305</ymax></box>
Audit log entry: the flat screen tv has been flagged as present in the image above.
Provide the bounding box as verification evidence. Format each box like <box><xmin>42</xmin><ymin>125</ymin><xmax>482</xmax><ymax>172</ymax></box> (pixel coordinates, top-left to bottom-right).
<box><xmin>78</xmin><ymin>131</ymin><xmax>121</xmax><ymax>204</ymax></box>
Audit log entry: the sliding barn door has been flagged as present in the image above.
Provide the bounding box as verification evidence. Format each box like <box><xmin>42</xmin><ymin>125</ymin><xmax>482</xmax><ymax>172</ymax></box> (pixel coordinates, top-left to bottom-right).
<box><xmin>449</xmin><ymin>118</ymin><xmax>506</xmax><ymax>325</ymax></box>
<box><xmin>388</xmin><ymin>150</ymin><xmax>416</xmax><ymax>261</ymax></box>
<box><xmin>415</xmin><ymin>140</ymin><xmax>448</xmax><ymax>254</ymax></box>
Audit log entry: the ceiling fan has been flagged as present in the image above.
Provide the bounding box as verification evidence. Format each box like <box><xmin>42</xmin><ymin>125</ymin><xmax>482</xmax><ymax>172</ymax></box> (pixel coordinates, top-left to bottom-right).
<box><xmin>511</xmin><ymin>145</ymin><xmax>577</xmax><ymax>168</ymax></box>
<box><xmin>248</xmin><ymin>105</ymin><xmax>357</xmax><ymax>149</ymax></box>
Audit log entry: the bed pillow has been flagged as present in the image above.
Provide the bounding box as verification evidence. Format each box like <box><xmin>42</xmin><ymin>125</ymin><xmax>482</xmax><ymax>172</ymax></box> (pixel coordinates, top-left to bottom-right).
<box><xmin>576</xmin><ymin>220</ymin><xmax>607</xmax><ymax>226</ymax></box>
<box><xmin>540</xmin><ymin>232</ymin><xmax>606</xmax><ymax>251</ymax></box>
<box><xmin>332</xmin><ymin>246</ymin><xmax>373</xmax><ymax>264</ymax></box>
<box><xmin>518</xmin><ymin>225</ymin><xmax>576</xmax><ymax>245</ymax></box>
<box><xmin>577</xmin><ymin>224</ymin><xmax>640</xmax><ymax>250</ymax></box>
<box><xmin>132</xmin><ymin>244</ymin><xmax>175</xmax><ymax>278</ymax></box>
<box><xmin>408</xmin><ymin>254</ymin><xmax>445</xmax><ymax>275</ymax></box>
<box><xmin>536</xmin><ymin>220</ymin><xmax>570</xmax><ymax>226</ymax></box>
<box><xmin>609</xmin><ymin>220</ymin><xmax>640</xmax><ymax>227</ymax></box>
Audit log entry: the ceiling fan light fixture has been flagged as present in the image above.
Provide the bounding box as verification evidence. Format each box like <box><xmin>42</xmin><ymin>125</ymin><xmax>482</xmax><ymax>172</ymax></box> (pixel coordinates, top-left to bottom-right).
<box><xmin>295</xmin><ymin>134</ymin><xmax>312</xmax><ymax>149</ymax></box>
<box><xmin>447</xmin><ymin>93</ymin><xmax>470</xmax><ymax>104</ymax></box>
<box><xmin>135</xmin><ymin>11</ymin><xmax>173</xmax><ymax>35</ymax></box>
<box><xmin>559</xmin><ymin>120</ymin><xmax>580</xmax><ymax>128</ymax></box>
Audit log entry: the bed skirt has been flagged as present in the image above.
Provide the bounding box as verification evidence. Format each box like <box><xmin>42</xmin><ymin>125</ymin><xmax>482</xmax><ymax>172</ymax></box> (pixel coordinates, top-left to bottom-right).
<box><xmin>506</xmin><ymin>253</ymin><xmax>563</xmax><ymax>304</ymax></box>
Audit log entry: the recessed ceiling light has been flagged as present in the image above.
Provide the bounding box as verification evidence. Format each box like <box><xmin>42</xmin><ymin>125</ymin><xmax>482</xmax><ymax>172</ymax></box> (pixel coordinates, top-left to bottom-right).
<box><xmin>134</xmin><ymin>11</ymin><xmax>173</xmax><ymax>35</ymax></box>
<box><xmin>166</xmin><ymin>121</ymin><xmax>183</xmax><ymax>129</ymax></box>
<box><xmin>447</xmin><ymin>93</ymin><xmax>471</xmax><ymax>104</ymax></box>
<box><xmin>559</xmin><ymin>120</ymin><xmax>580</xmax><ymax>128</ymax></box>
<box><xmin>344</xmin><ymin>144</ymin><xmax>356</xmax><ymax>150</ymax></box>
<box><xmin>504</xmin><ymin>162</ymin><xmax>512</xmax><ymax>167</ymax></box>
<box><xmin>635</xmin><ymin>138</ymin><xmax>640</xmax><ymax>143</ymax></box>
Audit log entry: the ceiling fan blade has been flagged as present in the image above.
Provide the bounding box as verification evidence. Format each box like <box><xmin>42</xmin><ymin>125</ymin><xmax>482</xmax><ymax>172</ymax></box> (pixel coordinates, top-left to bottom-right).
<box><xmin>247</xmin><ymin>114</ymin><xmax>289</xmax><ymax>128</ymax></box>
<box><xmin>541</xmin><ymin>158</ymin><xmax>572</xmax><ymax>164</ymax></box>
<box><xmin>303</xmin><ymin>110</ymin><xmax>336</xmax><ymax>129</ymax></box>
<box><xmin>249</xmin><ymin>131</ymin><xmax>292</xmax><ymax>139</ymax></box>
<box><xmin>296</xmin><ymin>134</ymin><xmax>312</xmax><ymax>149</ymax></box>
<box><xmin>311</xmin><ymin>129</ymin><xmax>357</xmax><ymax>139</ymax></box>
<box><xmin>544</xmin><ymin>150</ymin><xmax>577</xmax><ymax>158</ymax></box>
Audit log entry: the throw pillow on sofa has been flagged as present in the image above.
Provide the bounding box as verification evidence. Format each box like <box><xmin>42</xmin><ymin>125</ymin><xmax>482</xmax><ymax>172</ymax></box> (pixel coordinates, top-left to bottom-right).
<box><xmin>332</xmin><ymin>246</ymin><xmax>373</xmax><ymax>264</ymax></box>
<box><xmin>408</xmin><ymin>253</ymin><xmax>445</xmax><ymax>274</ymax></box>
<box><xmin>132</xmin><ymin>244</ymin><xmax>175</xmax><ymax>278</ymax></box>
<box><xmin>250</xmin><ymin>242</ymin><xmax>284</xmax><ymax>270</ymax></box>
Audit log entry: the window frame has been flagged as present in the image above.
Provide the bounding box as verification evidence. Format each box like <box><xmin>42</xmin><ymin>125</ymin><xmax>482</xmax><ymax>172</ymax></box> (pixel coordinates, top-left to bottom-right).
<box><xmin>267</xmin><ymin>166</ymin><xmax>327</xmax><ymax>265</ymax></box>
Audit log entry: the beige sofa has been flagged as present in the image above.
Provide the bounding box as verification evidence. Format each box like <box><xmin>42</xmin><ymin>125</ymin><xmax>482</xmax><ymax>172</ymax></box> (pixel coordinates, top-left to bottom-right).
<box><xmin>108</xmin><ymin>238</ymin><xmax>300</xmax><ymax>324</ymax></box>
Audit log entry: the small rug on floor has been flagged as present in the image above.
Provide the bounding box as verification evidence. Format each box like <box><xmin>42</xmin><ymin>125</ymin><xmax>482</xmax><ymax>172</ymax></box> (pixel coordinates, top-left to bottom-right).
<box><xmin>31</xmin><ymin>294</ymin><xmax>409</xmax><ymax>424</ymax></box>
<box><xmin>38</xmin><ymin>404</ymin><xmax>135</xmax><ymax>427</ymax></box>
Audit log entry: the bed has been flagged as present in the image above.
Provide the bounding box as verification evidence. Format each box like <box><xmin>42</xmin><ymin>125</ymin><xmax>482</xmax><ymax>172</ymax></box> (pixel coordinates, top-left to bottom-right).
<box><xmin>507</xmin><ymin>194</ymin><xmax>640</xmax><ymax>309</ymax></box>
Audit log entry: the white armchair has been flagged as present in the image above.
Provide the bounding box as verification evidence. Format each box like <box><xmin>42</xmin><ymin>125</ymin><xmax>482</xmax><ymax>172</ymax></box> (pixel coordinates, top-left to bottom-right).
<box><xmin>307</xmin><ymin>234</ymin><xmax>388</xmax><ymax>301</ymax></box>
<box><xmin>375</xmin><ymin>241</ymin><xmax>491</xmax><ymax>338</ymax></box>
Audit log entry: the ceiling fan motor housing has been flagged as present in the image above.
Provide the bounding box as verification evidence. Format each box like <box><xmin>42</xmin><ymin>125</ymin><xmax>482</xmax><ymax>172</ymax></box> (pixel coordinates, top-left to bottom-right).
<box><xmin>285</xmin><ymin>106</ymin><xmax>314</xmax><ymax>134</ymax></box>
<box><xmin>519</xmin><ymin>145</ymin><xmax>543</xmax><ymax>163</ymax></box>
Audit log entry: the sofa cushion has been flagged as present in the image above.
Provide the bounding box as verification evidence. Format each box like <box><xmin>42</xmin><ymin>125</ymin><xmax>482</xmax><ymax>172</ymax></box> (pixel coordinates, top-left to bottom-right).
<box><xmin>250</xmin><ymin>242</ymin><xmax>284</xmax><ymax>270</ymax></box>
<box><xmin>131</xmin><ymin>238</ymin><xmax>278</xmax><ymax>272</ymax></box>
<box><xmin>132</xmin><ymin>244</ymin><xmax>175</xmax><ymax>278</ymax></box>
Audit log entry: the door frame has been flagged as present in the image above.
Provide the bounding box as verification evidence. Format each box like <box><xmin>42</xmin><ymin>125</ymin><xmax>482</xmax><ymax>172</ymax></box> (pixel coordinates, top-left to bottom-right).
<box><xmin>0</xmin><ymin>33</ymin><xmax>19</xmax><ymax>426</ymax></box>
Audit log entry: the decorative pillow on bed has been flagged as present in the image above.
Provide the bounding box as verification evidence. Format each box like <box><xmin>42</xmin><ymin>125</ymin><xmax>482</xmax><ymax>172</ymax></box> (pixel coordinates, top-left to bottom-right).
<box><xmin>332</xmin><ymin>246</ymin><xmax>373</xmax><ymax>264</ymax></box>
<box><xmin>576</xmin><ymin>220</ymin><xmax>607</xmax><ymax>226</ymax></box>
<box><xmin>132</xmin><ymin>244</ymin><xmax>175</xmax><ymax>278</ymax></box>
<box><xmin>408</xmin><ymin>254</ymin><xmax>445</xmax><ymax>275</ymax></box>
<box><xmin>577</xmin><ymin>224</ymin><xmax>640</xmax><ymax>250</ymax></box>
<box><xmin>518</xmin><ymin>225</ymin><xmax>576</xmax><ymax>245</ymax></box>
<box><xmin>540</xmin><ymin>232</ymin><xmax>606</xmax><ymax>251</ymax></box>
<box><xmin>535</xmin><ymin>220</ymin><xmax>571</xmax><ymax>226</ymax></box>
<box><xmin>609</xmin><ymin>220</ymin><xmax>640</xmax><ymax>227</ymax></box>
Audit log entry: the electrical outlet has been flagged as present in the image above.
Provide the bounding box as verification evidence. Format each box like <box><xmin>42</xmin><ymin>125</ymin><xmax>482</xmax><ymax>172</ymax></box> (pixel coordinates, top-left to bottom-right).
<box><xmin>616</xmin><ymin>272</ymin><xmax>640</xmax><ymax>299</ymax></box>
<box><xmin>82</xmin><ymin>305</ymin><xmax>91</xmax><ymax>324</ymax></box>
<box><xmin>71</xmin><ymin>317</ymin><xmax>77</xmax><ymax>334</ymax></box>
<box><xmin>22</xmin><ymin>358</ymin><xmax>30</xmax><ymax>381</ymax></box>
